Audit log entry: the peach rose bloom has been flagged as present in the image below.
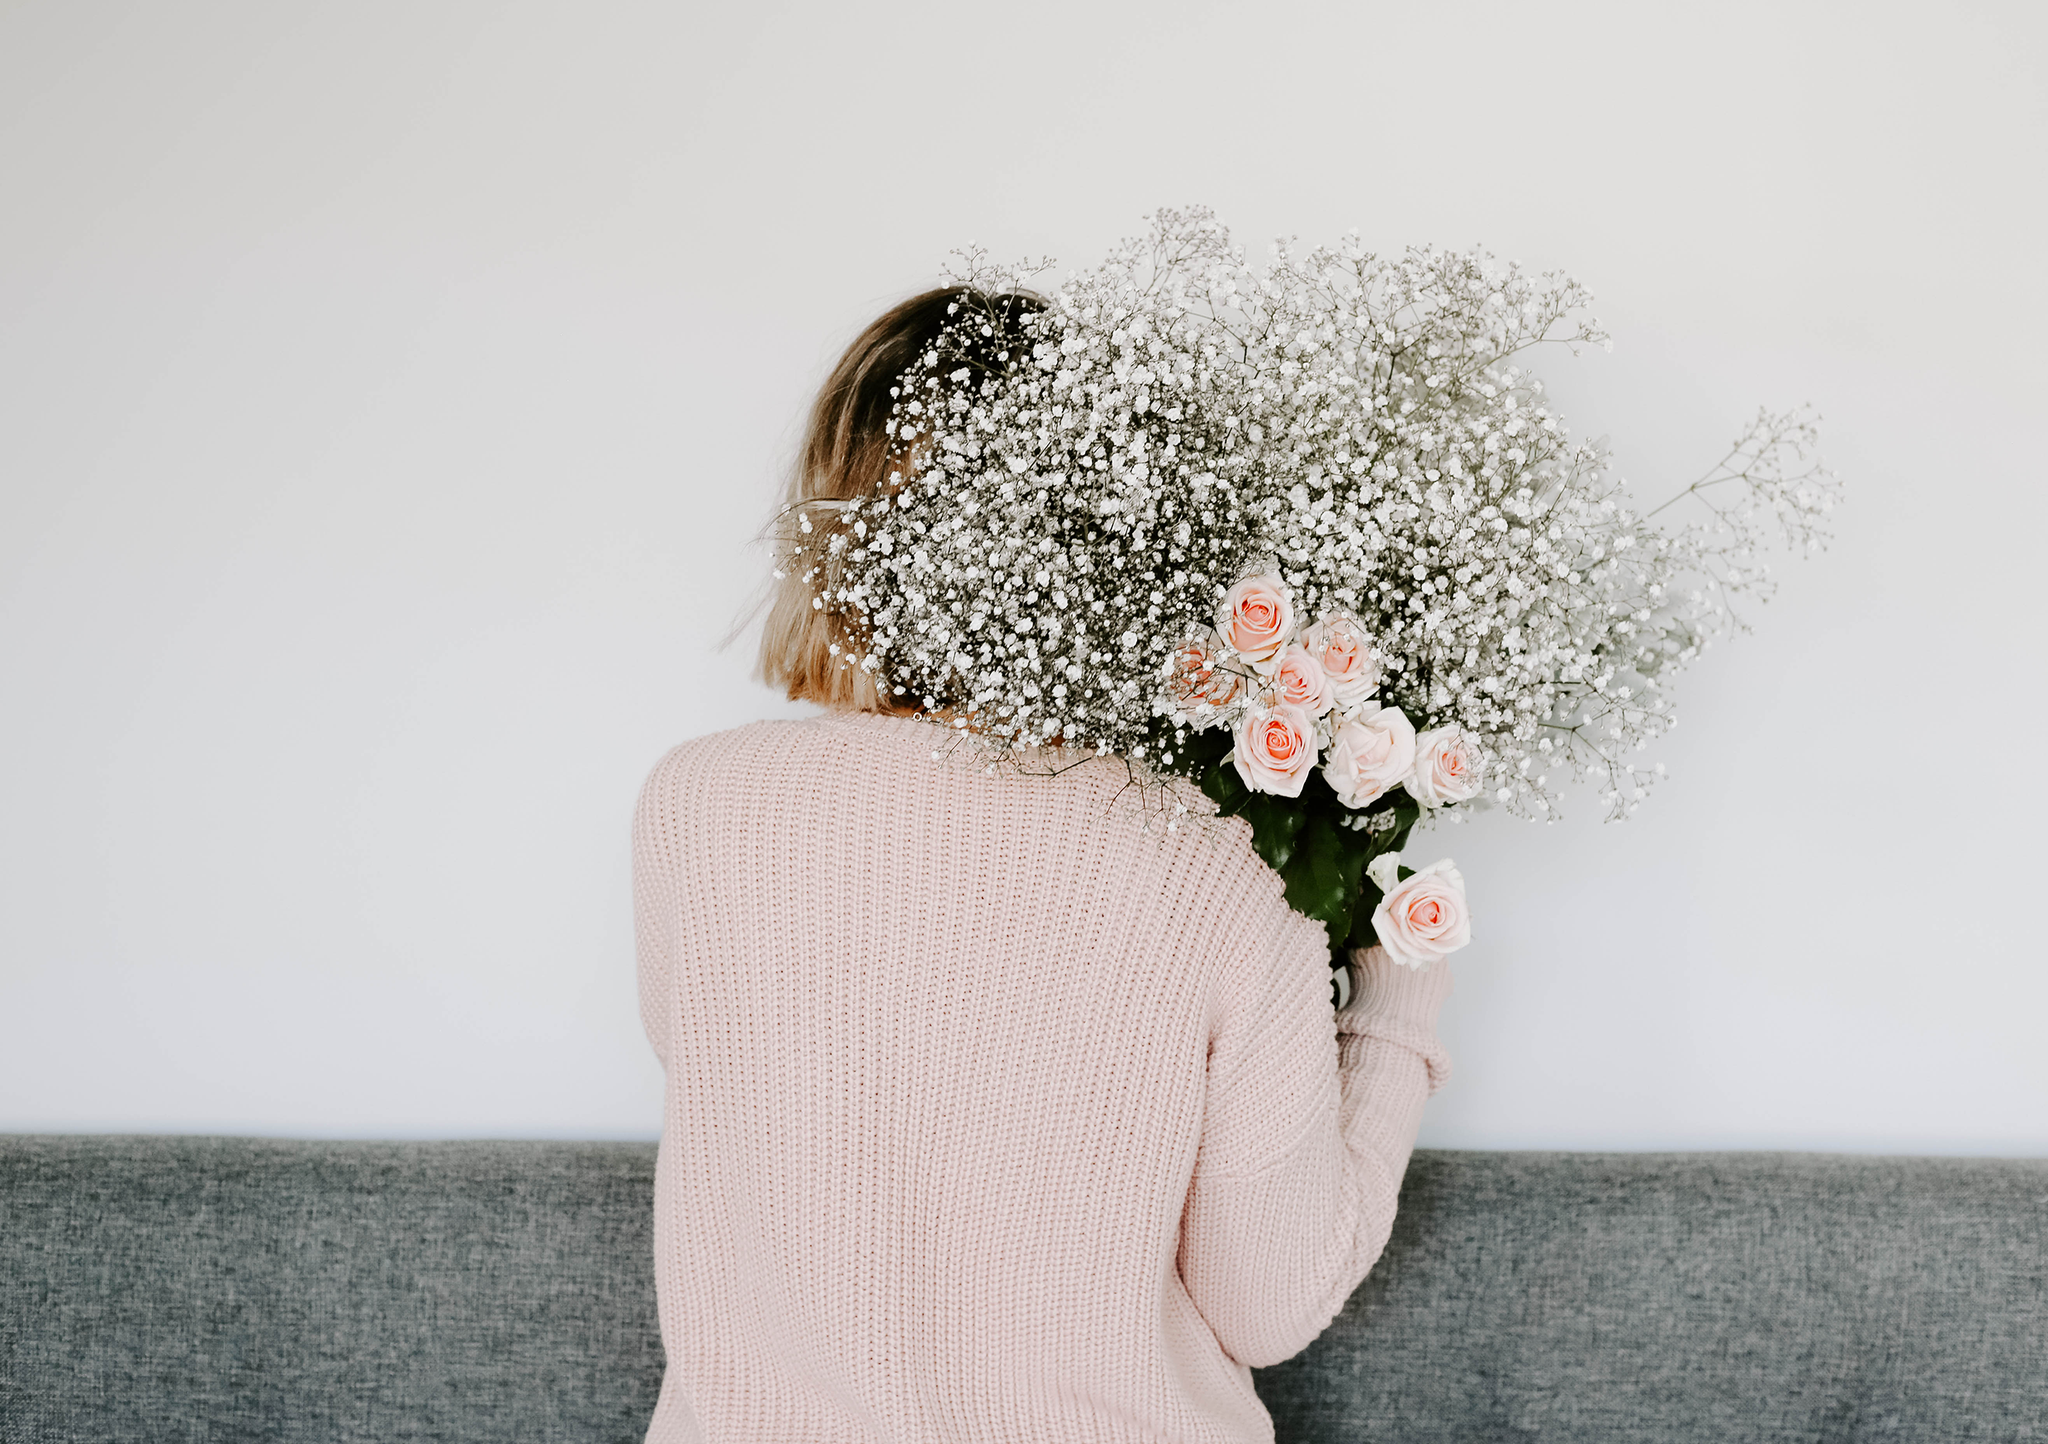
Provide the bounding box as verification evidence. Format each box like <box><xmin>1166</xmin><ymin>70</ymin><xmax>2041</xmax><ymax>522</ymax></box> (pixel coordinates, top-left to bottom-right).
<box><xmin>1216</xmin><ymin>572</ymin><xmax>1295</xmax><ymax>665</ymax></box>
<box><xmin>1301</xmin><ymin>613</ymin><xmax>1382</xmax><ymax>709</ymax></box>
<box><xmin>1323</xmin><ymin>703</ymin><xmax>1417</xmax><ymax>808</ymax></box>
<box><xmin>1409</xmin><ymin>725</ymin><xmax>1482</xmax><ymax>807</ymax></box>
<box><xmin>1369</xmin><ymin>859</ymin><xmax>1472</xmax><ymax>970</ymax></box>
<box><xmin>1162</xmin><ymin>632</ymin><xmax>1244</xmax><ymax>715</ymax></box>
<box><xmin>1231</xmin><ymin>702</ymin><xmax>1318</xmax><ymax>798</ymax></box>
<box><xmin>1270</xmin><ymin>644</ymin><xmax>1332</xmax><ymax>716</ymax></box>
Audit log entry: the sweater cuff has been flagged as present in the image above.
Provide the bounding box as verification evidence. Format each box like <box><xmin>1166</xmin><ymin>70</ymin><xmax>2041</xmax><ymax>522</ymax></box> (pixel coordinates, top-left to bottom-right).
<box><xmin>1335</xmin><ymin>945</ymin><xmax>1454</xmax><ymax>1092</ymax></box>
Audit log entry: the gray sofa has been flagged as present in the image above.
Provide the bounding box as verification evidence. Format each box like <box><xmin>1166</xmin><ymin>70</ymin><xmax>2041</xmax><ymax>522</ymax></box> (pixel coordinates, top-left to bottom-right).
<box><xmin>2</xmin><ymin>1137</ymin><xmax>2042</xmax><ymax>1442</ymax></box>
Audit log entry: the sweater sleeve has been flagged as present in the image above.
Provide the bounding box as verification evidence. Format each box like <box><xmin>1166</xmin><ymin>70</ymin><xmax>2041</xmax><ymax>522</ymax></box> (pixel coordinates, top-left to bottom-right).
<box><xmin>1177</xmin><ymin>937</ymin><xmax>1453</xmax><ymax>1369</ymax></box>
<box><xmin>631</xmin><ymin>745</ymin><xmax>692</xmax><ymax>1069</ymax></box>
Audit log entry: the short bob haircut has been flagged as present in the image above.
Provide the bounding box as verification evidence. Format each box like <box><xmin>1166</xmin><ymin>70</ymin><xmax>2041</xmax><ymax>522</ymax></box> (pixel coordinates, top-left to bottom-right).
<box><xmin>756</xmin><ymin>286</ymin><xmax>1043</xmax><ymax>712</ymax></box>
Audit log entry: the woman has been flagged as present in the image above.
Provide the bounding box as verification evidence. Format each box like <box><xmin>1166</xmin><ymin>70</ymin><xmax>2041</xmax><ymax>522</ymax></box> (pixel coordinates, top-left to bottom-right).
<box><xmin>632</xmin><ymin>289</ymin><xmax>1454</xmax><ymax>1443</ymax></box>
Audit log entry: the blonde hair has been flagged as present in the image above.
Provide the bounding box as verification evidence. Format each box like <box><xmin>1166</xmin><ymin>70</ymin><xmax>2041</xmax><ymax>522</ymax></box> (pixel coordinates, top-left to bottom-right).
<box><xmin>755</xmin><ymin>287</ymin><xmax>1040</xmax><ymax>711</ymax></box>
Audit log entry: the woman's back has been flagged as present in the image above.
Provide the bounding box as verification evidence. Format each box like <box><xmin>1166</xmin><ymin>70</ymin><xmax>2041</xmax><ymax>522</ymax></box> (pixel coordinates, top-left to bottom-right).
<box><xmin>633</xmin><ymin>709</ymin><xmax>1450</xmax><ymax>1444</ymax></box>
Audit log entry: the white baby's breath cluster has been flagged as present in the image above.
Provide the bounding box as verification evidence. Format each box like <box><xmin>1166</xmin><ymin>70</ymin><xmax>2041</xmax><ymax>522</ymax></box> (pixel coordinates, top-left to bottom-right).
<box><xmin>785</xmin><ymin>207</ymin><xmax>1838</xmax><ymax>824</ymax></box>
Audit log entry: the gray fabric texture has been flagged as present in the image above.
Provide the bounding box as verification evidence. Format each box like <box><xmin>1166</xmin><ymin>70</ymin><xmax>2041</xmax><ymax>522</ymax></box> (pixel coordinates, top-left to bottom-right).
<box><xmin>1256</xmin><ymin>1151</ymin><xmax>2048</xmax><ymax>1443</ymax></box>
<box><xmin>0</xmin><ymin>1135</ymin><xmax>665</xmax><ymax>1443</ymax></box>
<box><xmin>2</xmin><ymin>1137</ymin><xmax>2043</xmax><ymax>1442</ymax></box>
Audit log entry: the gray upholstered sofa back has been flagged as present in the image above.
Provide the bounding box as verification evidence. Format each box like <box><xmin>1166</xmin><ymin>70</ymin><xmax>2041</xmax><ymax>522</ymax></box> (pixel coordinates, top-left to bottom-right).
<box><xmin>2</xmin><ymin>1136</ymin><xmax>2042</xmax><ymax>1441</ymax></box>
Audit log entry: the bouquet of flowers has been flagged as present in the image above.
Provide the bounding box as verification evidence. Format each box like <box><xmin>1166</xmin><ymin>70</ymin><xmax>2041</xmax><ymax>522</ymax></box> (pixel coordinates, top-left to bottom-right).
<box><xmin>783</xmin><ymin>207</ymin><xmax>1838</xmax><ymax>971</ymax></box>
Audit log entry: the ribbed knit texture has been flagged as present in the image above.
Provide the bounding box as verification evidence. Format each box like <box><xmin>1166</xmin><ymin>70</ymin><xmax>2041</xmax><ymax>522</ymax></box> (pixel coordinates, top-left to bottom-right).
<box><xmin>631</xmin><ymin>710</ymin><xmax>1453</xmax><ymax>1444</ymax></box>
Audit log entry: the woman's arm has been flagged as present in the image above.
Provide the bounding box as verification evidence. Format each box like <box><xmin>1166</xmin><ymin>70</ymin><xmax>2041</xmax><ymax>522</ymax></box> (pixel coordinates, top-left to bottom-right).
<box><xmin>1178</xmin><ymin>941</ymin><xmax>1453</xmax><ymax>1369</ymax></box>
<box><xmin>630</xmin><ymin>745</ymin><xmax>695</xmax><ymax>1069</ymax></box>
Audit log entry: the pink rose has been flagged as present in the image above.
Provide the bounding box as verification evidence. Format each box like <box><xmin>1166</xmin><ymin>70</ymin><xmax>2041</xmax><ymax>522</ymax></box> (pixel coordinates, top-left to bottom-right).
<box><xmin>1231</xmin><ymin>702</ymin><xmax>1318</xmax><ymax>798</ymax></box>
<box><xmin>1322</xmin><ymin>703</ymin><xmax>1417</xmax><ymax>808</ymax></box>
<box><xmin>1216</xmin><ymin>572</ymin><xmax>1296</xmax><ymax>665</ymax></box>
<box><xmin>1301</xmin><ymin>613</ymin><xmax>1382</xmax><ymax>709</ymax></box>
<box><xmin>1370</xmin><ymin>859</ymin><xmax>1472</xmax><ymax>970</ymax></box>
<box><xmin>1269</xmin><ymin>644</ymin><xmax>1332</xmax><ymax>716</ymax></box>
<box><xmin>1162</xmin><ymin>631</ymin><xmax>1244</xmax><ymax>717</ymax></box>
<box><xmin>1409</xmin><ymin>725</ymin><xmax>1482</xmax><ymax>807</ymax></box>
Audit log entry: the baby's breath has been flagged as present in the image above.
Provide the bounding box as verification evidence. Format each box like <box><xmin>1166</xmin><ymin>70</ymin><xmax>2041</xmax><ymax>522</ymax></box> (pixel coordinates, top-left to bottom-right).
<box><xmin>784</xmin><ymin>207</ymin><xmax>1839</xmax><ymax>824</ymax></box>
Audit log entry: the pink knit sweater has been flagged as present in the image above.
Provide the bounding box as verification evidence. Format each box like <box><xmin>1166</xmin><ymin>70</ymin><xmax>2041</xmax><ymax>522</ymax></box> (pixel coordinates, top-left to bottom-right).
<box><xmin>632</xmin><ymin>709</ymin><xmax>1452</xmax><ymax>1444</ymax></box>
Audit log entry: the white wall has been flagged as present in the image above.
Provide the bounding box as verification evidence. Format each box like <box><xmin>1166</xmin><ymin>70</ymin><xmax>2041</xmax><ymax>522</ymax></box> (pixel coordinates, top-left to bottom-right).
<box><xmin>3</xmin><ymin>0</ymin><xmax>2042</xmax><ymax>1150</ymax></box>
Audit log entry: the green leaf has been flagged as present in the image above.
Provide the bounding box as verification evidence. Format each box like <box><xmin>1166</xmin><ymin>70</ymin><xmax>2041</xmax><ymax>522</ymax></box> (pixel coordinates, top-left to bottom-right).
<box><xmin>1278</xmin><ymin>815</ymin><xmax>1344</xmax><ymax>928</ymax></box>
<box><xmin>1383</xmin><ymin>798</ymin><xmax>1423</xmax><ymax>855</ymax></box>
<box><xmin>1346</xmin><ymin>828</ymin><xmax>1412</xmax><ymax>954</ymax></box>
<box><xmin>1279</xmin><ymin>812</ymin><xmax>1376</xmax><ymax>950</ymax></box>
<box><xmin>1177</xmin><ymin>727</ymin><xmax>1235</xmax><ymax>782</ymax></box>
<box><xmin>1349</xmin><ymin>871</ymin><xmax>1382</xmax><ymax>950</ymax></box>
<box><xmin>1198</xmin><ymin>749</ymin><xmax>1252</xmax><ymax>818</ymax></box>
<box><xmin>1202</xmin><ymin>763</ymin><xmax>1435</xmax><ymax>968</ymax></box>
<box><xmin>1240</xmin><ymin>794</ymin><xmax>1306</xmax><ymax>872</ymax></box>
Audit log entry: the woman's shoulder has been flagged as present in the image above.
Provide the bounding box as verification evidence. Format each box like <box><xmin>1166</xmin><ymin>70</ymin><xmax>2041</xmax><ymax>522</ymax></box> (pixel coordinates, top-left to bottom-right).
<box><xmin>641</xmin><ymin>716</ymin><xmax>814</xmax><ymax>795</ymax></box>
<box><xmin>637</xmin><ymin>711</ymin><xmax>939</xmax><ymax>801</ymax></box>
<box><xmin>648</xmin><ymin>714</ymin><xmax>809</xmax><ymax>763</ymax></box>
<box><xmin>634</xmin><ymin>712</ymin><xmax>1326</xmax><ymax>977</ymax></box>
